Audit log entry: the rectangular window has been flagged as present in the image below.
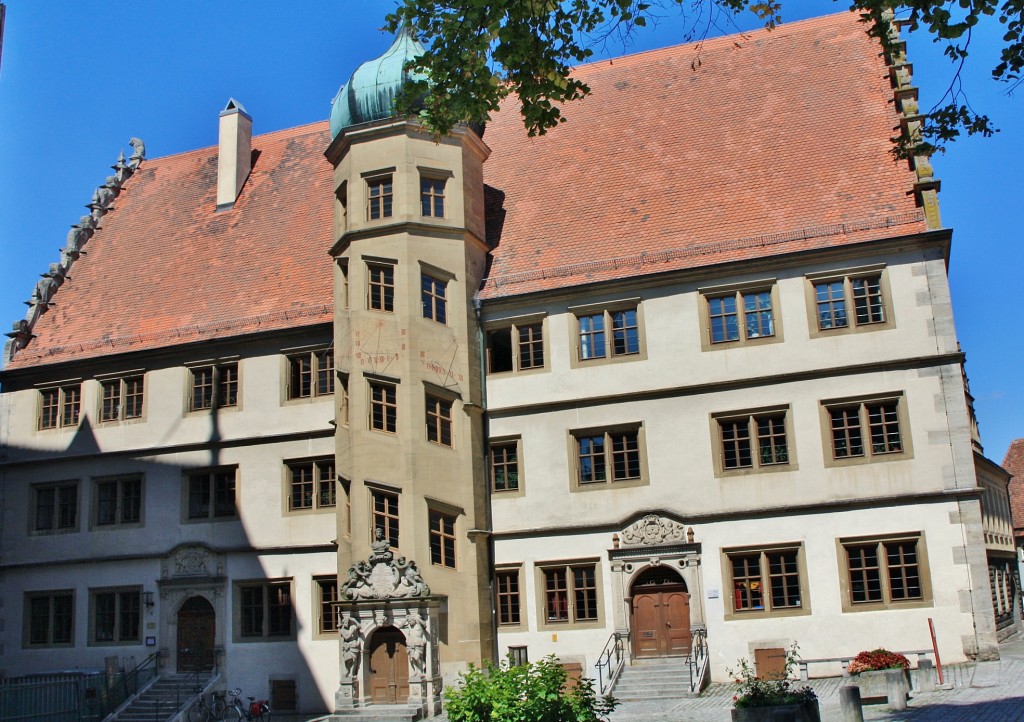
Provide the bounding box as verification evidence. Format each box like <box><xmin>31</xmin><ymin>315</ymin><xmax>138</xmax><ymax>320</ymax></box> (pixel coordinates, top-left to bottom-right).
<box><xmin>287</xmin><ymin>458</ymin><xmax>336</xmax><ymax>511</ymax></box>
<box><xmin>425</xmin><ymin>395</ymin><xmax>453</xmax><ymax>447</ymax></box>
<box><xmin>95</xmin><ymin>476</ymin><xmax>142</xmax><ymax>526</ymax></box>
<box><xmin>39</xmin><ymin>384</ymin><xmax>81</xmax><ymax>430</ymax></box>
<box><xmin>420</xmin><ymin>177</ymin><xmax>445</xmax><ymax>218</ymax></box>
<box><xmin>369</xmin><ymin>381</ymin><xmax>398</xmax><ymax>433</ymax></box>
<box><xmin>814</xmin><ymin>273</ymin><xmax>887</xmax><ymax>331</ymax></box>
<box><xmin>34</xmin><ymin>482</ymin><xmax>78</xmax><ymax>533</ymax></box>
<box><xmin>725</xmin><ymin>546</ymin><xmax>804</xmax><ymax>616</ymax></box>
<box><xmin>574</xmin><ymin>428</ymin><xmax>643</xmax><ymax>485</ymax></box>
<box><xmin>186</xmin><ymin>468</ymin><xmax>237</xmax><ymax>520</ymax></box>
<box><xmin>239</xmin><ymin>581</ymin><xmax>293</xmax><ymax>639</ymax></box>
<box><xmin>496</xmin><ymin>569</ymin><xmax>522</xmax><ymax>626</ymax></box>
<box><xmin>367</xmin><ymin>263</ymin><xmax>395</xmax><ymax>312</ymax></box>
<box><xmin>287</xmin><ymin>349</ymin><xmax>334</xmax><ymax>399</ymax></box>
<box><xmin>99</xmin><ymin>375</ymin><xmax>144</xmax><ymax>422</ymax></box>
<box><xmin>189</xmin><ymin>362</ymin><xmax>239</xmax><ymax>411</ymax></box>
<box><xmin>421</xmin><ymin>274</ymin><xmax>447</xmax><ymax>324</ymax></box>
<box><xmin>26</xmin><ymin>591</ymin><xmax>74</xmax><ymax>646</ymax></box>
<box><xmin>486</xmin><ymin>320</ymin><xmax>545</xmax><ymax>373</ymax></box>
<box><xmin>429</xmin><ymin>510</ymin><xmax>457</xmax><ymax>569</ymax></box>
<box><xmin>91</xmin><ymin>589</ymin><xmax>141</xmax><ymax>644</ymax></box>
<box><xmin>371</xmin><ymin>489</ymin><xmax>399</xmax><ymax>549</ymax></box>
<box><xmin>315</xmin><ymin>576</ymin><xmax>338</xmax><ymax>635</ymax></box>
<box><xmin>826</xmin><ymin>398</ymin><xmax>905</xmax><ymax>461</ymax></box>
<box><xmin>708</xmin><ymin>289</ymin><xmax>775</xmax><ymax>344</ymax></box>
<box><xmin>340</xmin><ymin>373</ymin><xmax>350</xmax><ymax>427</ymax></box>
<box><xmin>542</xmin><ymin>564</ymin><xmax>599</xmax><ymax>624</ymax></box>
<box><xmin>716</xmin><ymin>411</ymin><xmax>791</xmax><ymax>472</ymax></box>
<box><xmin>367</xmin><ymin>176</ymin><xmax>393</xmax><ymax>220</ymax></box>
<box><xmin>490</xmin><ymin>440</ymin><xmax>520</xmax><ymax>492</ymax></box>
<box><xmin>841</xmin><ymin>534</ymin><xmax>928</xmax><ymax>610</ymax></box>
<box><xmin>576</xmin><ymin>307</ymin><xmax>641</xmax><ymax>361</ymax></box>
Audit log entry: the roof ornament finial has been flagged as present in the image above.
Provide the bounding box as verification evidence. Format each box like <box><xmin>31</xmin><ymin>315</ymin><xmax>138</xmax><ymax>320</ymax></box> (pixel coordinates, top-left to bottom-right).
<box><xmin>4</xmin><ymin>138</ymin><xmax>146</xmax><ymax>364</ymax></box>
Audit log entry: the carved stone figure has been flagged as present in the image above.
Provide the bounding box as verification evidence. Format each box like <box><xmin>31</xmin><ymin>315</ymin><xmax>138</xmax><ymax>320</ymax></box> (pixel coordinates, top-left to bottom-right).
<box><xmin>621</xmin><ymin>514</ymin><xmax>688</xmax><ymax>547</ymax></box>
<box><xmin>31</xmin><ymin>264</ymin><xmax>66</xmax><ymax>311</ymax></box>
<box><xmin>340</xmin><ymin>616</ymin><xmax>362</xmax><ymax>679</ymax></box>
<box><xmin>128</xmin><ymin>137</ymin><xmax>146</xmax><ymax>169</ymax></box>
<box><xmin>404</xmin><ymin>611</ymin><xmax>427</xmax><ymax>678</ymax></box>
<box><xmin>105</xmin><ymin>174</ymin><xmax>123</xmax><ymax>198</ymax></box>
<box><xmin>370</xmin><ymin>527</ymin><xmax>394</xmax><ymax>564</ymax></box>
<box><xmin>394</xmin><ymin>558</ymin><xmax>430</xmax><ymax>597</ymax></box>
<box><xmin>340</xmin><ymin>547</ymin><xmax>431</xmax><ymax>600</ymax></box>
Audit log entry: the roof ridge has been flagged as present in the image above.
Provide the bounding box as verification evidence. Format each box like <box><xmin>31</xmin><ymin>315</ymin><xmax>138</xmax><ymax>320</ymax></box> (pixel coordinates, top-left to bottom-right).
<box><xmin>139</xmin><ymin>118</ymin><xmax>331</xmax><ymax>166</ymax></box>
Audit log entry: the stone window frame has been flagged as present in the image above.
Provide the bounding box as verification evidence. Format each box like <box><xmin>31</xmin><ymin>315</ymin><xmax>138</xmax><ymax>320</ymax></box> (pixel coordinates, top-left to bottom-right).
<box><xmin>568</xmin><ymin>423</ymin><xmax>649</xmax><ymax>492</ymax></box>
<box><xmin>23</xmin><ymin>589</ymin><xmax>75</xmax><ymax>648</ymax></box>
<box><xmin>819</xmin><ymin>391</ymin><xmax>913</xmax><ymax>468</ymax></box>
<box><xmin>428</xmin><ymin>507</ymin><xmax>458</xmax><ymax>570</ymax></box>
<box><xmin>312</xmin><ymin>575</ymin><xmax>339</xmax><ymax>640</ymax></box>
<box><xmin>31</xmin><ymin>479</ymin><xmax>79</xmax><ymax>535</ymax></box>
<box><xmin>91</xmin><ymin>474</ymin><xmax>144</xmax><ymax>530</ymax></box>
<box><xmin>234</xmin><ymin>578</ymin><xmax>296</xmax><ymax>642</ymax></box>
<box><xmin>484</xmin><ymin>313</ymin><xmax>548</xmax><ymax>375</ymax></box>
<box><xmin>489</xmin><ymin>436</ymin><xmax>524</xmax><ymax>497</ymax></box>
<box><xmin>96</xmin><ymin>372</ymin><xmax>146</xmax><ymax>424</ymax></box>
<box><xmin>535</xmin><ymin>559</ymin><xmax>604</xmax><ymax>630</ymax></box>
<box><xmin>698</xmin><ymin>280</ymin><xmax>784</xmax><ymax>352</ymax></box>
<box><xmin>37</xmin><ymin>381</ymin><xmax>82</xmax><ymax>431</ymax></box>
<box><xmin>366</xmin><ymin>260</ymin><xmax>396</xmax><ymax>313</ymax></box>
<box><xmin>365</xmin><ymin>173</ymin><xmax>394</xmax><ymax>221</ymax></box>
<box><xmin>709</xmin><ymin>405</ymin><xmax>798</xmax><ymax>477</ymax></box>
<box><xmin>804</xmin><ymin>265</ymin><xmax>896</xmax><ymax>339</ymax></box>
<box><xmin>183</xmin><ymin>466</ymin><xmax>239</xmax><ymax>523</ymax></box>
<box><xmin>836</xmin><ymin>531</ymin><xmax>933</xmax><ymax>613</ymax></box>
<box><xmin>424</xmin><ymin>386</ymin><xmax>456</xmax><ymax>448</ymax></box>
<box><xmin>284</xmin><ymin>347</ymin><xmax>335</xmax><ymax>401</ymax></box>
<box><xmin>495</xmin><ymin>565</ymin><xmax>525</xmax><ymax>630</ymax></box>
<box><xmin>567</xmin><ymin>298</ymin><xmax>648</xmax><ymax>368</ymax></box>
<box><xmin>367</xmin><ymin>377</ymin><xmax>399</xmax><ymax>435</ymax></box>
<box><xmin>720</xmin><ymin>542</ymin><xmax>811</xmax><ymax>621</ymax></box>
<box><xmin>186</xmin><ymin>360</ymin><xmax>240</xmax><ymax>413</ymax></box>
<box><xmin>369</xmin><ymin>485</ymin><xmax>401</xmax><ymax>550</ymax></box>
<box><xmin>419</xmin><ymin>173</ymin><xmax>447</xmax><ymax>219</ymax></box>
<box><xmin>88</xmin><ymin>586</ymin><xmax>142</xmax><ymax>646</ymax></box>
<box><xmin>284</xmin><ymin>457</ymin><xmax>336</xmax><ymax>514</ymax></box>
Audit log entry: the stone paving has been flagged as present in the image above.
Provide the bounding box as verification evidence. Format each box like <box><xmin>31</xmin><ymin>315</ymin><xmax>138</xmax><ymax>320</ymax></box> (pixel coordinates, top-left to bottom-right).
<box><xmin>605</xmin><ymin>637</ymin><xmax>1024</xmax><ymax>722</ymax></box>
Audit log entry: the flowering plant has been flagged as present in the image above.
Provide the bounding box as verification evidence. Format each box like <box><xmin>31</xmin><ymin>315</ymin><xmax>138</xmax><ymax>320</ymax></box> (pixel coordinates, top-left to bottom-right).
<box><xmin>728</xmin><ymin>643</ymin><xmax>817</xmax><ymax>709</ymax></box>
<box><xmin>847</xmin><ymin>648</ymin><xmax>910</xmax><ymax>675</ymax></box>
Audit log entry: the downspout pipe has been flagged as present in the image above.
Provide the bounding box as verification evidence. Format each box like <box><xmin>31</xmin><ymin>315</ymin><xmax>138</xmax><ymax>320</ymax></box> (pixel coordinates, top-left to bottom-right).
<box><xmin>473</xmin><ymin>296</ymin><xmax>499</xmax><ymax>663</ymax></box>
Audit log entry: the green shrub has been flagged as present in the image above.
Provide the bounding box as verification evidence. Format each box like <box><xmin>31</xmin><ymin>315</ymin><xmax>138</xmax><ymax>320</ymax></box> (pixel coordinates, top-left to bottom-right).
<box><xmin>444</xmin><ymin>655</ymin><xmax>617</xmax><ymax>722</ymax></box>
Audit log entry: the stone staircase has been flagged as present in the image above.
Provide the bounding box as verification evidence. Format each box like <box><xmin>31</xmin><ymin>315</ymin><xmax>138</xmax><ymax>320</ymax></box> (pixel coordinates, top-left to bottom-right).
<box><xmin>112</xmin><ymin>673</ymin><xmax>212</xmax><ymax>722</ymax></box>
<box><xmin>611</xmin><ymin>657</ymin><xmax>699</xmax><ymax>701</ymax></box>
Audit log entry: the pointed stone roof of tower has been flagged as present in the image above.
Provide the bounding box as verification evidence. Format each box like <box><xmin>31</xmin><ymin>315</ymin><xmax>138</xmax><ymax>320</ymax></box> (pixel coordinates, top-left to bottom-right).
<box><xmin>329</xmin><ymin>27</ymin><xmax>426</xmax><ymax>138</ymax></box>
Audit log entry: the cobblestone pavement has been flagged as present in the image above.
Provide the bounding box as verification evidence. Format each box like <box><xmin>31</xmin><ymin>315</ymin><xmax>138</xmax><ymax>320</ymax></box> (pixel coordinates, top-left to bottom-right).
<box><xmin>605</xmin><ymin>637</ymin><xmax>1024</xmax><ymax>722</ymax></box>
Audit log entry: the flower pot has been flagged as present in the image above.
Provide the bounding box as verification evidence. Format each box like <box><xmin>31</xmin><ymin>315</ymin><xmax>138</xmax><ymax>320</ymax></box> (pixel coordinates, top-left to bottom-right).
<box><xmin>850</xmin><ymin>668</ymin><xmax>909</xmax><ymax>703</ymax></box>
<box><xmin>731</xmin><ymin>699</ymin><xmax>821</xmax><ymax>722</ymax></box>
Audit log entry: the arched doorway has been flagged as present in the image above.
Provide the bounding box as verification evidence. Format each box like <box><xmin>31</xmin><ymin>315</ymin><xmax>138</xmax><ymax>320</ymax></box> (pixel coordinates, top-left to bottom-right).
<box><xmin>368</xmin><ymin>626</ymin><xmax>410</xmax><ymax>704</ymax></box>
<box><xmin>630</xmin><ymin>567</ymin><xmax>691</xmax><ymax>658</ymax></box>
<box><xmin>177</xmin><ymin>596</ymin><xmax>216</xmax><ymax>672</ymax></box>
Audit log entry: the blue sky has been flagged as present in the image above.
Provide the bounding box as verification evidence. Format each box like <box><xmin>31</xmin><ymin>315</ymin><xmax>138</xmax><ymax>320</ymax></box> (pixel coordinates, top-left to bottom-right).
<box><xmin>0</xmin><ymin>1</ymin><xmax>1019</xmax><ymax>461</ymax></box>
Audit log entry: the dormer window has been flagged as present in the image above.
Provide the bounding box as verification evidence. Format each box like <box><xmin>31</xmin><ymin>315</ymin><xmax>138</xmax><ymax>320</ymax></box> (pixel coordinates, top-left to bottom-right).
<box><xmin>367</xmin><ymin>176</ymin><xmax>393</xmax><ymax>220</ymax></box>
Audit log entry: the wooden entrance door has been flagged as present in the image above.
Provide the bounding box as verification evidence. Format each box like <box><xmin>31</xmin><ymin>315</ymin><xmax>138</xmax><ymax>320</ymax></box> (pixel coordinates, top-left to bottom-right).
<box><xmin>368</xmin><ymin>627</ymin><xmax>410</xmax><ymax>704</ymax></box>
<box><xmin>177</xmin><ymin>596</ymin><xmax>215</xmax><ymax>672</ymax></box>
<box><xmin>630</xmin><ymin>567</ymin><xmax>691</xmax><ymax>658</ymax></box>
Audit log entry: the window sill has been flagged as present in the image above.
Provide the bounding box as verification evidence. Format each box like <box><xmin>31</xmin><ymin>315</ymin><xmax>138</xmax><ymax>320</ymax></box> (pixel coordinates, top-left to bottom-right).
<box><xmin>841</xmin><ymin>598</ymin><xmax>932</xmax><ymax>614</ymax></box>
<box><xmin>571</xmin><ymin>477</ymin><xmax>649</xmax><ymax>493</ymax></box>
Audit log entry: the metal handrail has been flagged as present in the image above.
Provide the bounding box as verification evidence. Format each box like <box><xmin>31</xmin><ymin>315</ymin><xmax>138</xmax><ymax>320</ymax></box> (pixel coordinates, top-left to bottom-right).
<box><xmin>595</xmin><ymin>631</ymin><xmax>628</xmax><ymax>695</ymax></box>
<box><xmin>686</xmin><ymin>628</ymin><xmax>709</xmax><ymax>694</ymax></box>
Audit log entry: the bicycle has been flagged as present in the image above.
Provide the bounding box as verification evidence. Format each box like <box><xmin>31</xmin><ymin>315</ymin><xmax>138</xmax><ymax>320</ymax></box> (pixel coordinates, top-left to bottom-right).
<box><xmin>188</xmin><ymin>690</ymin><xmax>227</xmax><ymax>722</ymax></box>
<box><xmin>225</xmin><ymin>688</ymin><xmax>271</xmax><ymax>722</ymax></box>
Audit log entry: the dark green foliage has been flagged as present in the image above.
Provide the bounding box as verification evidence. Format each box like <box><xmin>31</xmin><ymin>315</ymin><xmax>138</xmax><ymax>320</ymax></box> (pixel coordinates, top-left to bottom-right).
<box><xmin>444</xmin><ymin>655</ymin><xmax>618</xmax><ymax>722</ymax></box>
<box><xmin>385</xmin><ymin>0</ymin><xmax>1022</xmax><ymax>155</ymax></box>
<box><xmin>729</xmin><ymin>643</ymin><xmax>817</xmax><ymax>709</ymax></box>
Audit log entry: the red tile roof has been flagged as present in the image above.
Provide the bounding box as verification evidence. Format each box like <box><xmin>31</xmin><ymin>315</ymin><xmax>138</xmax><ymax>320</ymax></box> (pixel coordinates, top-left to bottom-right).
<box><xmin>1003</xmin><ymin>438</ymin><xmax>1024</xmax><ymax>537</ymax></box>
<box><xmin>7</xmin><ymin>11</ymin><xmax>926</xmax><ymax>369</ymax></box>
<box><xmin>479</xmin><ymin>11</ymin><xmax>927</xmax><ymax>298</ymax></box>
<box><xmin>6</xmin><ymin>122</ymin><xmax>335</xmax><ymax>370</ymax></box>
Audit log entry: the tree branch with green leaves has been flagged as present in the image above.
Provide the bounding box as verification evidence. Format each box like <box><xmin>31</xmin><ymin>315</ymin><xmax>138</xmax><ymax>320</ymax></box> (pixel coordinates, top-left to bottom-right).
<box><xmin>386</xmin><ymin>1</ymin><xmax>1022</xmax><ymax>157</ymax></box>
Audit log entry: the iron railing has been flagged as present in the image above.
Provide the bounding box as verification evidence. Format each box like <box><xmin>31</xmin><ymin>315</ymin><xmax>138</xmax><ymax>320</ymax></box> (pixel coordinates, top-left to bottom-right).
<box><xmin>686</xmin><ymin>628</ymin><xmax>709</xmax><ymax>694</ymax></box>
<box><xmin>0</xmin><ymin>672</ymin><xmax>105</xmax><ymax>722</ymax></box>
<box><xmin>595</xmin><ymin>631</ymin><xmax>628</xmax><ymax>695</ymax></box>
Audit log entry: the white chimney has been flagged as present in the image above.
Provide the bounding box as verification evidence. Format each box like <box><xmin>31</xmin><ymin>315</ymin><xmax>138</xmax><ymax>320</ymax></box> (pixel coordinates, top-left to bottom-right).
<box><xmin>216</xmin><ymin>98</ymin><xmax>252</xmax><ymax>208</ymax></box>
